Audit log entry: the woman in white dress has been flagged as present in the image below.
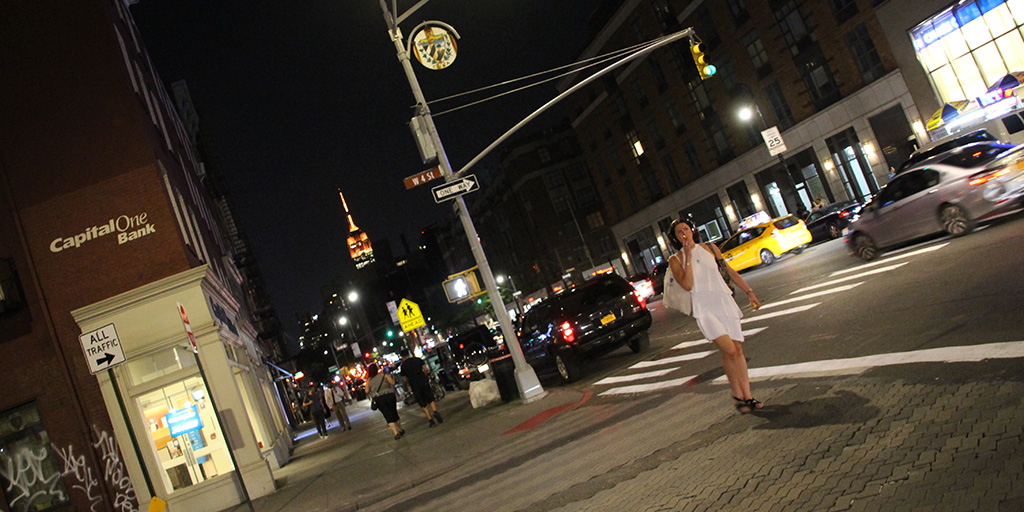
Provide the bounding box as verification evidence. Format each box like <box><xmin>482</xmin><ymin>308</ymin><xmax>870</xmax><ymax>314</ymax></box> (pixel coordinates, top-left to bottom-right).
<box><xmin>668</xmin><ymin>219</ymin><xmax>764</xmax><ymax>412</ymax></box>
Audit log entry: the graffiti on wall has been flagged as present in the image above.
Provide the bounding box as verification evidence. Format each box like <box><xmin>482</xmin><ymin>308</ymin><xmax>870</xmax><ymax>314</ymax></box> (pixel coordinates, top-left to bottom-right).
<box><xmin>0</xmin><ymin>444</ymin><xmax>69</xmax><ymax>511</ymax></box>
<box><xmin>51</xmin><ymin>425</ymin><xmax>138</xmax><ymax>512</ymax></box>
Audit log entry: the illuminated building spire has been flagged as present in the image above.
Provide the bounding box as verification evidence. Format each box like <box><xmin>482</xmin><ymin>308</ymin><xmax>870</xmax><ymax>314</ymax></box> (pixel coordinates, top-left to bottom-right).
<box><xmin>339</xmin><ymin>188</ymin><xmax>374</xmax><ymax>269</ymax></box>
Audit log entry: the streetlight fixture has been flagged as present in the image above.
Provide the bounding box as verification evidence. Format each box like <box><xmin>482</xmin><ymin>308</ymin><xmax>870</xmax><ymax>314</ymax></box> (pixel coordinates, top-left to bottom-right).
<box><xmin>735</xmin><ymin>86</ymin><xmax>793</xmax><ymax>216</ymax></box>
<box><xmin>347</xmin><ymin>291</ymin><xmax>358</xmax><ymax>303</ymax></box>
<box><xmin>378</xmin><ymin>3</ymin><xmax>696</xmax><ymax>403</ymax></box>
<box><xmin>379</xmin><ymin>1</ymin><xmax>546</xmax><ymax>402</ymax></box>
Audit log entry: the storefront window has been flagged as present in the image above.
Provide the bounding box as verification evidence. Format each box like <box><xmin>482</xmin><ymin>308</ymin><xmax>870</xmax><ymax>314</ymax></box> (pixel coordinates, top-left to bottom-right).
<box><xmin>0</xmin><ymin>403</ymin><xmax>70</xmax><ymax>512</ymax></box>
<box><xmin>913</xmin><ymin>0</ymin><xmax>1024</xmax><ymax>105</ymax></box>
<box><xmin>127</xmin><ymin>345</ymin><xmax>197</xmax><ymax>386</ymax></box>
<box><xmin>136</xmin><ymin>376</ymin><xmax>233</xmax><ymax>491</ymax></box>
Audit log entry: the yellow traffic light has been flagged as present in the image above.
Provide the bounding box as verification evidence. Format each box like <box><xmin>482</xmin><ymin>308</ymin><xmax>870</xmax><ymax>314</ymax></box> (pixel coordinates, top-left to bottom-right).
<box><xmin>690</xmin><ymin>43</ymin><xmax>717</xmax><ymax>80</ymax></box>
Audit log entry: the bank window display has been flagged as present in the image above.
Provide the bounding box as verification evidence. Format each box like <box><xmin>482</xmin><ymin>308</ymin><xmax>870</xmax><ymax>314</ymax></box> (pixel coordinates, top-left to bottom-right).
<box><xmin>912</xmin><ymin>0</ymin><xmax>1024</xmax><ymax>104</ymax></box>
<box><xmin>136</xmin><ymin>376</ymin><xmax>233</xmax><ymax>492</ymax></box>
<box><xmin>0</xmin><ymin>403</ymin><xmax>70</xmax><ymax>512</ymax></box>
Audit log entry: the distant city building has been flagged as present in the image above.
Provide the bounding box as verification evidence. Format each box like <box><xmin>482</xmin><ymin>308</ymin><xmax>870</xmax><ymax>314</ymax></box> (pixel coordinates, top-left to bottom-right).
<box><xmin>559</xmin><ymin>0</ymin><xmax>922</xmax><ymax>276</ymax></box>
<box><xmin>340</xmin><ymin>190</ymin><xmax>375</xmax><ymax>269</ymax></box>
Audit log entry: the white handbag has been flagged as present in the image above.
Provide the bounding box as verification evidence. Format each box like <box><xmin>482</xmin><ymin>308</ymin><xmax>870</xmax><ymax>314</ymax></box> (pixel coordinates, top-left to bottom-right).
<box><xmin>662</xmin><ymin>257</ymin><xmax>692</xmax><ymax>315</ymax></box>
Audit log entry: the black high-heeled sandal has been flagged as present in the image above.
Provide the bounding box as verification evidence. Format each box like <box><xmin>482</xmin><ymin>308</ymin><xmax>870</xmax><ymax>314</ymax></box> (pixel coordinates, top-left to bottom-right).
<box><xmin>733</xmin><ymin>396</ymin><xmax>751</xmax><ymax>413</ymax></box>
<box><xmin>744</xmin><ymin>398</ymin><xmax>763</xmax><ymax>409</ymax></box>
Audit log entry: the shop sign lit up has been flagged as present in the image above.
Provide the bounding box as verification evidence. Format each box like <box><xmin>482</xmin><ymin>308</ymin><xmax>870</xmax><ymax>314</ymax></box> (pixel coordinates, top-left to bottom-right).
<box><xmin>165</xmin><ymin>405</ymin><xmax>203</xmax><ymax>437</ymax></box>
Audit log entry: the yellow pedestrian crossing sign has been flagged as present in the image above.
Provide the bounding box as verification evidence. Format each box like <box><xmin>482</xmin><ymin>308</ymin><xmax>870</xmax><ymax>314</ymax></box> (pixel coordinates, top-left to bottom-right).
<box><xmin>398</xmin><ymin>298</ymin><xmax>425</xmax><ymax>332</ymax></box>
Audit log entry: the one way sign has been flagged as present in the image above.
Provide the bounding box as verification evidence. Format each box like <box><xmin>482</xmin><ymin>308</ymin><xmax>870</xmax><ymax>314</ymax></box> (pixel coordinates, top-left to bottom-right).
<box><xmin>431</xmin><ymin>175</ymin><xmax>479</xmax><ymax>203</ymax></box>
<box><xmin>79</xmin><ymin>323</ymin><xmax>127</xmax><ymax>374</ymax></box>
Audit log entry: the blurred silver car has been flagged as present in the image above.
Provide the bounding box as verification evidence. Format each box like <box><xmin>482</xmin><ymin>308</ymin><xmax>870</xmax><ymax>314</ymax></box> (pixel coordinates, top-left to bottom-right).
<box><xmin>845</xmin><ymin>141</ymin><xmax>1024</xmax><ymax>260</ymax></box>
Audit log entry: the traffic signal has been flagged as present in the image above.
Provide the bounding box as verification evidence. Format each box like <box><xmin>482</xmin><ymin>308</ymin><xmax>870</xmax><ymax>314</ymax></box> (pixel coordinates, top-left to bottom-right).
<box><xmin>690</xmin><ymin>43</ymin><xmax>716</xmax><ymax>80</ymax></box>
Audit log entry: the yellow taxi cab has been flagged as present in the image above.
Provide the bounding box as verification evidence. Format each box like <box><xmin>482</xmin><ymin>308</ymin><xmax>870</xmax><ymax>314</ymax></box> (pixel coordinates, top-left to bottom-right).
<box><xmin>718</xmin><ymin>214</ymin><xmax>812</xmax><ymax>271</ymax></box>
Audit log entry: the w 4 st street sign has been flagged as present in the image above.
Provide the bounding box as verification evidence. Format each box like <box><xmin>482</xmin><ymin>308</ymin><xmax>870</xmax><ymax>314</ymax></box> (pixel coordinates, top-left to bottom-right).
<box><xmin>432</xmin><ymin>175</ymin><xmax>478</xmax><ymax>203</ymax></box>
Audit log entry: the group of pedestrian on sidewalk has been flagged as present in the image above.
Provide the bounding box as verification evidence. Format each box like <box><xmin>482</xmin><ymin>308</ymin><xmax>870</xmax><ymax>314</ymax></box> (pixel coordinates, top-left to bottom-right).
<box><xmin>301</xmin><ymin>379</ymin><xmax>352</xmax><ymax>439</ymax></box>
<box><xmin>364</xmin><ymin>349</ymin><xmax>444</xmax><ymax>440</ymax></box>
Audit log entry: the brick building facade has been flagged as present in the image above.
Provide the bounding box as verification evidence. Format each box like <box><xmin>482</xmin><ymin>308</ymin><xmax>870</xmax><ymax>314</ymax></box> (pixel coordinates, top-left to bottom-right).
<box><xmin>0</xmin><ymin>1</ymin><xmax>290</xmax><ymax>511</ymax></box>
<box><xmin>559</xmin><ymin>0</ymin><xmax>927</xmax><ymax>273</ymax></box>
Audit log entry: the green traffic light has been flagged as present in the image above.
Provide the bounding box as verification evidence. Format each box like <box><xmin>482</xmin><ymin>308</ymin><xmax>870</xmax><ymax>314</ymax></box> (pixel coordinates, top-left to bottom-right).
<box><xmin>704</xmin><ymin>64</ymin><xmax>717</xmax><ymax>76</ymax></box>
<box><xmin>387</xmin><ymin>330</ymin><xmax>394</xmax><ymax>337</ymax></box>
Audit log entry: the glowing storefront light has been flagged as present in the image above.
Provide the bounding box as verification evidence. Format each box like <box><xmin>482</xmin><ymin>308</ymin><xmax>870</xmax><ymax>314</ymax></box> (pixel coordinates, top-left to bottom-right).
<box><xmin>911</xmin><ymin>0</ymin><xmax>1024</xmax><ymax>104</ymax></box>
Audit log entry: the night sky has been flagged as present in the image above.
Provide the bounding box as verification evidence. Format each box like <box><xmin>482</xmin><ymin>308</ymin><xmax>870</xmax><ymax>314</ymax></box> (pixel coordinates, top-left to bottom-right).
<box><xmin>129</xmin><ymin>0</ymin><xmax>597</xmax><ymax>334</ymax></box>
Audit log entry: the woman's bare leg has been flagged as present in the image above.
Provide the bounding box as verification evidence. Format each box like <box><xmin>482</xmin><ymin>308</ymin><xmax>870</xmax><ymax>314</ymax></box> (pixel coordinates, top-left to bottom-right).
<box><xmin>711</xmin><ymin>334</ymin><xmax>744</xmax><ymax>399</ymax></box>
<box><xmin>732</xmin><ymin>340</ymin><xmax>757</xmax><ymax>403</ymax></box>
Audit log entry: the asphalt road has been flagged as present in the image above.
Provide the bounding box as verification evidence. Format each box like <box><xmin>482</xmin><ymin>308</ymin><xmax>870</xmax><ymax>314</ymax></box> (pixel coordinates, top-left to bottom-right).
<box><xmin>240</xmin><ymin>210</ymin><xmax>1024</xmax><ymax>512</ymax></box>
<box><xmin>560</xmin><ymin>209</ymin><xmax>1024</xmax><ymax>400</ymax></box>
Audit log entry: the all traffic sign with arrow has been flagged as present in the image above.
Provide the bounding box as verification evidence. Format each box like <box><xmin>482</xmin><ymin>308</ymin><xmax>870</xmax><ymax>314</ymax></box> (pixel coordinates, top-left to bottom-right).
<box><xmin>431</xmin><ymin>174</ymin><xmax>479</xmax><ymax>203</ymax></box>
<box><xmin>79</xmin><ymin>323</ymin><xmax>127</xmax><ymax>374</ymax></box>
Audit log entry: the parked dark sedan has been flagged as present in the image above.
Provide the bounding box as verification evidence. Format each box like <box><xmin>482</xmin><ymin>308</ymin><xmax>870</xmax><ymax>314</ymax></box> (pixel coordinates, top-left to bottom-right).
<box><xmin>518</xmin><ymin>274</ymin><xmax>652</xmax><ymax>383</ymax></box>
<box><xmin>805</xmin><ymin>200</ymin><xmax>862</xmax><ymax>242</ymax></box>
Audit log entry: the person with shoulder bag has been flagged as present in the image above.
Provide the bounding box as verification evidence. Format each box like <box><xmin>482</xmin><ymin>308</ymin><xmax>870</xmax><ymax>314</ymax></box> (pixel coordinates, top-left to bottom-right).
<box><xmin>327</xmin><ymin>381</ymin><xmax>352</xmax><ymax>431</ymax></box>
<box><xmin>666</xmin><ymin>219</ymin><xmax>764</xmax><ymax>413</ymax></box>
<box><xmin>364</xmin><ymin>363</ymin><xmax>405</xmax><ymax>439</ymax></box>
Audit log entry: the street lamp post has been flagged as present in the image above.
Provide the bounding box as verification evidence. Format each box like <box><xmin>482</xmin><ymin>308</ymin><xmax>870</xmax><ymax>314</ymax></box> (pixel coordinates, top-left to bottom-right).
<box><xmin>736</xmin><ymin>86</ymin><xmax>793</xmax><ymax>216</ymax></box>
<box><xmin>496</xmin><ymin>275</ymin><xmax>523</xmax><ymax>318</ymax></box>
<box><xmin>379</xmin><ymin>2</ymin><xmax>545</xmax><ymax>402</ymax></box>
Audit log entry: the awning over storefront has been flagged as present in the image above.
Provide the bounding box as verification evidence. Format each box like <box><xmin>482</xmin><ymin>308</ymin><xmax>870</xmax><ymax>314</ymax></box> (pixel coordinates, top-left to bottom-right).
<box><xmin>985</xmin><ymin>71</ymin><xmax>1024</xmax><ymax>93</ymax></box>
<box><xmin>925</xmin><ymin>100</ymin><xmax>972</xmax><ymax>131</ymax></box>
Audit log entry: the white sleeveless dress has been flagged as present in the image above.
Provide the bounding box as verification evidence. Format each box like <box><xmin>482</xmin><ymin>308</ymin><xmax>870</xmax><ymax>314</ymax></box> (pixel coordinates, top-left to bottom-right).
<box><xmin>689</xmin><ymin>245</ymin><xmax>744</xmax><ymax>342</ymax></box>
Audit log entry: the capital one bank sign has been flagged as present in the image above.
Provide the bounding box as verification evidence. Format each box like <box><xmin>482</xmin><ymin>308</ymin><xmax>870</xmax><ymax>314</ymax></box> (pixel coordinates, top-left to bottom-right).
<box><xmin>50</xmin><ymin>212</ymin><xmax>156</xmax><ymax>253</ymax></box>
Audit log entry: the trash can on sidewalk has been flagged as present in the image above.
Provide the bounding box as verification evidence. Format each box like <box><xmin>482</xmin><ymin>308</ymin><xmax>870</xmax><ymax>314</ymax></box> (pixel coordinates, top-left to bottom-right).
<box><xmin>489</xmin><ymin>354</ymin><xmax>519</xmax><ymax>402</ymax></box>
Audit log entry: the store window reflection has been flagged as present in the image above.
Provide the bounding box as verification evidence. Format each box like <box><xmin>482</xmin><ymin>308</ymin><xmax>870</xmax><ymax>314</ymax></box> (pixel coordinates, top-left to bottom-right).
<box><xmin>137</xmin><ymin>376</ymin><xmax>233</xmax><ymax>491</ymax></box>
<box><xmin>127</xmin><ymin>345</ymin><xmax>197</xmax><ymax>387</ymax></box>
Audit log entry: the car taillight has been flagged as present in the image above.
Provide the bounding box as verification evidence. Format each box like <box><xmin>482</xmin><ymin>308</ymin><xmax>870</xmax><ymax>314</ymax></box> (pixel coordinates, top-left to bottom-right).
<box><xmin>633</xmin><ymin>290</ymin><xmax>646</xmax><ymax>309</ymax></box>
<box><xmin>839</xmin><ymin>210</ymin><xmax>850</xmax><ymax>218</ymax></box>
<box><xmin>969</xmin><ymin>167</ymin><xmax>1010</xmax><ymax>186</ymax></box>
<box><xmin>560</xmin><ymin>321</ymin><xmax>576</xmax><ymax>343</ymax></box>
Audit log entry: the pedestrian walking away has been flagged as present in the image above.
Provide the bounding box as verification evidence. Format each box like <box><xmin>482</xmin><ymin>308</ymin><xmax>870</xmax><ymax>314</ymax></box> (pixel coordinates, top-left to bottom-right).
<box><xmin>302</xmin><ymin>384</ymin><xmax>329</xmax><ymax>438</ymax></box>
<box><xmin>365</xmin><ymin>363</ymin><xmax>405</xmax><ymax>439</ymax></box>
<box><xmin>399</xmin><ymin>349</ymin><xmax>443</xmax><ymax>427</ymax></box>
<box><xmin>668</xmin><ymin>218</ymin><xmax>764</xmax><ymax>413</ymax></box>
<box><xmin>327</xmin><ymin>380</ymin><xmax>352</xmax><ymax>431</ymax></box>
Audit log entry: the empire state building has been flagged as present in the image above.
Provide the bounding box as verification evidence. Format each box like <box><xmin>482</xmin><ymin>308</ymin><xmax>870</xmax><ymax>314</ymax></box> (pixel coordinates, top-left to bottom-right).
<box><xmin>340</xmin><ymin>190</ymin><xmax>374</xmax><ymax>269</ymax></box>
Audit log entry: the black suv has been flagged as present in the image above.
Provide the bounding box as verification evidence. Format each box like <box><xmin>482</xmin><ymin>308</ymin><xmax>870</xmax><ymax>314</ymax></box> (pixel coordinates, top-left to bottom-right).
<box><xmin>517</xmin><ymin>274</ymin><xmax>652</xmax><ymax>383</ymax></box>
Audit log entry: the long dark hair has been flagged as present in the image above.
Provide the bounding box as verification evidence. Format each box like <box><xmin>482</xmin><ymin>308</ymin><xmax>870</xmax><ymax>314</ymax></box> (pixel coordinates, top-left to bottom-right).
<box><xmin>366</xmin><ymin>363</ymin><xmax>379</xmax><ymax>378</ymax></box>
<box><xmin>668</xmin><ymin>218</ymin><xmax>700</xmax><ymax>251</ymax></box>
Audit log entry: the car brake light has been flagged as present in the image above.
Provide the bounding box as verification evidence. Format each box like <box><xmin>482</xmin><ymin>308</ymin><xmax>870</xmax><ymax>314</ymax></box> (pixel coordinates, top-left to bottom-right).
<box><xmin>1004</xmin><ymin>88</ymin><xmax>1015</xmax><ymax>98</ymax></box>
<box><xmin>839</xmin><ymin>210</ymin><xmax>850</xmax><ymax>218</ymax></box>
<box><xmin>969</xmin><ymin>167</ymin><xmax>1010</xmax><ymax>186</ymax></box>
<box><xmin>632</xmin><ymin>290</ymin><xmax>646</xmax><ymax>309</ymax></box>
<box><xmin>560</xmin><ymin>321</ymin><xmax>575</xmax><ymax>343</ymax></box>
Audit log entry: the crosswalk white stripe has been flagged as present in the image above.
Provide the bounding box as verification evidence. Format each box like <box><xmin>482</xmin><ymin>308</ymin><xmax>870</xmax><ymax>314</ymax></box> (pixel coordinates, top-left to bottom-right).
<box><xmin>710</xmin><ymin>341</ymin><xmax>1024</xmax><ymax>383</ymax></box>
<box><xmin>598</xmin><ymin>341</ymin><xmax>1024</xmax><ymax>397</ymax></box>
<box><xmin>791</xmin><ymin>263</ymin><xmax>907</xmax><ymax>294</ymax></box>
<box><xmin>594</xmin><ymin>368</ymin><xmax>676</xmax><ymax>386</ymax></box>
<box><xmin>669</xmin><ymin>327</ymin><xmax>768</xmax><ymax>351</ymax></box>
<box><xmin>598</xmin><ymin>374</ymin><xmax>697</xmax><ymax>396</ymax></box>
<box><xmin>741</xmin><ymin>303</ymin><xmax>819</xmax><ymax>323</ymax></box>
<box><xmin>630</xmin><ymin>350</ymin><xmax>717</xmax><ymax>369</ymax></box>
<box><xmin>830</xmin><ymin>243</ymin><xmax>946</xmax><ymax>276</ymax></box>
<box><xmin>759</xmin><ymin>283</ymin><xmax>863</xmax><ymax>310</ymax></box>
